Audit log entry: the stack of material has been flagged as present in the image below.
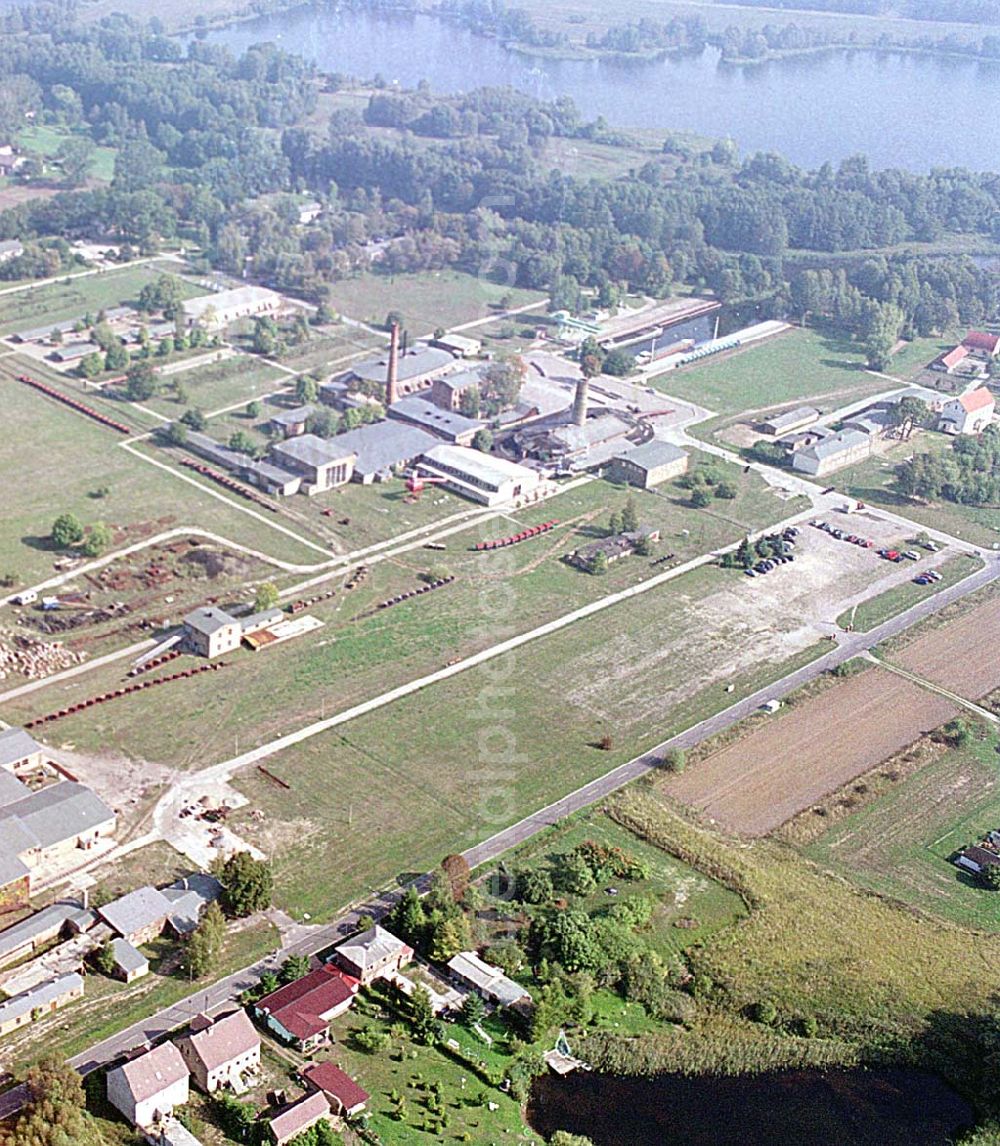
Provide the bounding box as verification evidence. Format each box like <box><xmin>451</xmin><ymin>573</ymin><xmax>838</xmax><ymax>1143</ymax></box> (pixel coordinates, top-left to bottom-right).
<box><xmin>0</xmin><ymin>631</ymin><xmax>87</xmax><ymax>680</ymax></box>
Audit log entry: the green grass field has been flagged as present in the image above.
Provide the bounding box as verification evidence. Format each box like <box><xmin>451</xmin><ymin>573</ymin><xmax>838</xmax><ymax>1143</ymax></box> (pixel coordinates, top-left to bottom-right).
<box><xmin>0</xmin><ymin>373</ymin><xmax>326</xmax><ymax>586</ymax></box>
<box><xmin>804</xmin><ymin>728</ymin><xmax>1000</xmax><ymax>931</ymax></box>
<box><xmin>145</xmin><ymin>355</ymin><xmax>291</xmax><ymax>418</ymax></box>
<box><xmin>0</xmin><ymin>265</ymin><xmax>200</xmax><ymax>337</ymax></box>
<box><xmin>324</xmin><ymin>270</ymin><xmax>545</xmax><ymax>335</ymax></box>
<box><xmin>18</xmin><ymin>124</ymin><xmax>117</xmax><ymax>184</ymax></box>
<box><xmin>836</xmin><ymin>553</ymin><xmax>983</xmax><ymax>632</ymax></box>
<box><xmin>651</xmin><ymin>327</ymin><xmax>889</xmax><ymax>417</ymax></box>
<box><xmin>1</xmin><ymin>461</ymin><xmax>796</xmax><ymax>760</ymax></box>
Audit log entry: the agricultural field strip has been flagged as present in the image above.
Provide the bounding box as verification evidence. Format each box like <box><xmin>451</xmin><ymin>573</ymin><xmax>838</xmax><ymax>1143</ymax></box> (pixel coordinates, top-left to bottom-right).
<box><xmin>665</xmin><ymin>669</ymin><xmax>960</xmax><ymax>836</ymax></box>
<box><xmin>890</xmin><ymin>596</ymin><xmax>1000</xmax><ymax>699</ymax></box>
<box><xmin>47</xmin><ymin>555</ymin><xmax>1000</xmax><ymax>1089</ymax></box>
<box><xmin>871</xmin><ymin>656</ymin><xmax>1000</xmax><ymax>725</ymax></box>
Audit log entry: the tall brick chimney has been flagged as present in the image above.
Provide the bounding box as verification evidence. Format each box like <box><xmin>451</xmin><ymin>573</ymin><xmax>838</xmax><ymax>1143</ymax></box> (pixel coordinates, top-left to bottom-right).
<box><xmin>386</xmin><ymin>322</ymin><xmax>400</xmax><ymax>408</ymax></box>
<box><xmin>572</xmin><ymin>378</ymin><xmax>589</xmax><ymax>427</ymax></box>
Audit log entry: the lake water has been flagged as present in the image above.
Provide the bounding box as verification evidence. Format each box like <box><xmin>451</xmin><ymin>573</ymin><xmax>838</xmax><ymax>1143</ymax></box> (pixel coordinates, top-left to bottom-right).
<box><xmin>195</xmin><ymin>6</ymin><xmax>1000</xmax><ymax>171</ymax></box>
<box><xmin>528</xmin><ymin>1066</ymin><xmax>975</xmax><ymax>1145</ymax></box>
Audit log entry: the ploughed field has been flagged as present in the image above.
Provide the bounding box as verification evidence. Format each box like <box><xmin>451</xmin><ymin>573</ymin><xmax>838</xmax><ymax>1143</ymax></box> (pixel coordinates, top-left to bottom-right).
<box><xmin>892</xmin><ymin>597</ymin><xmax>1000</xmax><ymax>700</ymax></box>
<box><xmin>665</xmin><ymin>668</ymin><xmax>958</xmax><ymax>836</ymax></box>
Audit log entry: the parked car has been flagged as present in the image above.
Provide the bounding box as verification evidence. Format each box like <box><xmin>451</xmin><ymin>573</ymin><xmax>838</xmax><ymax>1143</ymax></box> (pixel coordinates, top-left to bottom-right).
<box><xmin>903</xmin><ymin>550</ymin><xmax>920</xmax><ymax>560</ymax></box>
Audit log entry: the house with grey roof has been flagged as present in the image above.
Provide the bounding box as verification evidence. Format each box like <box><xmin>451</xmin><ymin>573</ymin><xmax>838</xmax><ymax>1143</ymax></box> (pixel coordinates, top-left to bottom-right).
<box><xmin>792</xmin><ymin>429</ymin><xmax>873</xmax><ymax>477</ymax></box>
<box><xmin>0</xmin><ymin>727</ymin><xmax>44</xmax><ymax>773</ymax></box>
<box><xmin>610</xmin><ymin>440</ymin><xmax>688</xmax><ymax>489</ymax></box>
<box><xmin>333</xmin><ymin>925</ymin><xmax>412</xmax><ymax>985</ymax></box>
<box><xmin>107</xmin><ymin>1042</ymin><xmax>190</xmax><ymax>1129</ymax></box>
<box><xmin>0</xmin><ymin>972</ymin><xmax>84</xmax><ymax>1036</ymax></box>
<box><xmin>446</xmin><ymin>951</ymin><xmax>531</xmax><ymax>1009</ymax></box>
<box><xmin>0</xmin><ymin>779</ymin><xmax>115</xmax><ymax>906</ymax></box>
<box><xmin>345</xmin><ymin>345</ymin><xmax>454</xmax><ymax>394</ymax></box>
<box><xmin>182</xmin><ymin>431</ymin><xmax>302</xmax><ymax>498</ymax></box>
<box><xmin>269</xmin><ymin>405</ymin><xmax>315</xmax><ymax>438</ymax></box>
<box><xmin>429</xmin><ymin>367</ymin><xmax>484</xmax><ymax>410</ymax></box>
<box><xmin>111</xmin><ymin>938</ymin><xmax>149</xmax><ymax>983</ymax></box>
<box><xmin>268</xmin><ymin>434</ymin><xmax>358</xmax><ymax>493</ymax></box>
<box><xmin>0</xmin><ymin>901</ymin><xmax>92</xmax><ymax>969</ymax></box>
<box><xmin>755</xmin><ymin>406</ymin><xmax>821</xmax><ymax>436</ymax></box>
<box><xmin>183</xmin><ymin>606</ymin><xmax>243</xmax><ymax>659</ymax></box>
<box><xmin>99</xmin><ymin>886</ymin><xmax>174</xmax><ymax>946</ymax></box>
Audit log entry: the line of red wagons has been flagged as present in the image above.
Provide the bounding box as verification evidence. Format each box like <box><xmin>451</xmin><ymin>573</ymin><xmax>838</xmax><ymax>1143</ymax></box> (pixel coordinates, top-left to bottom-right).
<box><xmin>18</xmin><ymin>374</ymin><xmax>132</xmax><ymax>434</ymax></box>
<box><xmin>25</xmin><ymin>661</ymin><xmax>227</xmax><ymax>728</ymax></box>
<box><xmin>472</xmin><ymin>521</ymin><xmax>559</xmax><ymax>552</ymax></box>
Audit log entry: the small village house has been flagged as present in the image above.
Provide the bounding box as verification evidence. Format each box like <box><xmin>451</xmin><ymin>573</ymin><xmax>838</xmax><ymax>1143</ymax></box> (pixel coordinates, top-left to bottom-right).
<box><xmin>301</xmin><ymin>1061</ymin><xmax>370</xmax><ymax>1118</ymax></box>
<box><xmin>267</xmin><ymin>1091</ymin><xmax>332</xmax><ymax>1146</ymax></box>
<box><xmin>0</xmin><ymin>972</ymin><xmax>84</xmax><ymax>1037</ymax></box>
<box><xmin>182</xmin><ymin>607</ymin><xmax>243</xmax><ymax>659</ymax></box>
<box><xmin>110</xmin><ymin>938</ymin><xmax>149</xmax><ymax>984</ymax></box>
<box><xmin>106</xmin><ymin>1042</ymin><xmax>190</xmax><ymax>1129</ymax></box>
<box><xmin>332</xmin><ymin>924</ymin><xmax>412</xmax><ymax>986</ymax></box>
<box><xmin>176</xmin><ymin>1009</ymin><xmax>260</xmax><ymax>1094</ymax></box>
<box><xmin>254</xmin><ymin>965</ymin><xmax>360</xmax><ymax>1051</ymax></box>
<box><xmin>939</xmin><ymin>388</ymin><xmax>996</xmax><ymax>435</ymax></box>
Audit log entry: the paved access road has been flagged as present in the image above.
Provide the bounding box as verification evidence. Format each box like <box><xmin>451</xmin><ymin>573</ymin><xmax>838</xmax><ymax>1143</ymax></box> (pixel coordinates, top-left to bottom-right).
<box><xmin>28</xmin><ymin>552</ymin><xmax>994</xmax><ymax>1098</ymax></box>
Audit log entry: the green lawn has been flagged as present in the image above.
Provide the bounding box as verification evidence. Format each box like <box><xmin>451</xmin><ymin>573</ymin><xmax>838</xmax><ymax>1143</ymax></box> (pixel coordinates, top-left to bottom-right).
<box><xmin>651</xmin><ymin>327</ymin><xmax>889</xmax><ymax>416</ymax></box>
<box><xmin>0</xmin><ymin>371</ymin><xmax>326</xmax><ymax>587</ymax></box>
<box><xmin>18</xmin><ymin>124</ymin><xmax>117</xmax><ymax>183</ymax></box>
<box><xmin>804</xmin><ymin>728</ymin><xmax>1000</xmax><ymax>931</ymax></box>
<box><xmin>491</xmin><ymin>807</ymin><xmax>746</xmax><ymax>963</ymax></box>
<box><xmin>0</xmin><ymin>265</ymin><xmax>200</xmax><ymax>337</ymax></box>
<box><xmin>324</xmin><ymin>270</ymin><xmax>544</xmax><ymax>335</ymax></box>
<box><xmin>145</xmin><ymin>355</ymin><xmax>291</xmax><ymax>418</ymax></box>
<box><xmin>836</xmin><ymin>552</ymin><xmax>983</xmax><ymax>632</ymax></box>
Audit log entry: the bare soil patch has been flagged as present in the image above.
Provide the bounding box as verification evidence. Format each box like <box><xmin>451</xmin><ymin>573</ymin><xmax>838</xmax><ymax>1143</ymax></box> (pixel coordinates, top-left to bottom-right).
<box><xmin>664</xmin><ymin>668</ymin><xmax>958</xmax><ymax>836</ymax></box>
<box><xmin>893</xmin><ymin>597</ymin><xmax>1000</xmax><ymax>700</ymax></box>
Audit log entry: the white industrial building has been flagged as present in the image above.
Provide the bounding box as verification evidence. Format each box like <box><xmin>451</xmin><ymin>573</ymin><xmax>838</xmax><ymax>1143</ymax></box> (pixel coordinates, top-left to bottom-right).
<box><xmin>181</xmin><ymin>286</ymin><xmax>284</xmax><ymax>331</ymax></box>
<box><xmin>416</xmin><ymin>445</ymin><xmax>545</xmax><ymax>507</ymax></box>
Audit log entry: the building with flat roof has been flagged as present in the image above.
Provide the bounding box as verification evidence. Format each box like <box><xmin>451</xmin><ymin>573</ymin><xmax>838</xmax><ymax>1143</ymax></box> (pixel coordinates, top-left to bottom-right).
<box><xmin>0</xmin><ymin>971</ymin><xmax>84</xmax><ymax>1037</ymax></box>
<box><xmin>417</xmin><ymin>445</ymin><xmax>543</xmax><ymax>507</ymax></box>
<box><xmin>430</xmin><ymin>333</ymin><xmax>482</xmax><ymax>358</ymax></box>
<box><xmin>107</xmin><ymin>1042</ymin><xmax>190</xmax><ymax>1129</ymax></box>
<box><xmin>610</xmin><ymin>441</ymin><xmax>688</xmax><ymax>489</ymax></box>
<box><xmin>333</xmin><ymin>925</ymin><xmax>412</xmax><ymax>985</ymax></box>
<box><xmin>182</xmin><ymin>286</ymin><xmax>284</xmax><ymax>331</ymax></box>
<box><xmin>388</xmin><ymin>396</ymin><xmax>484</xmax><ymax>446</ymax></box>
<box><xmin>182</xmin><ymin>432</ymin><xmax>303</xmax><ymax>497</ymax></box>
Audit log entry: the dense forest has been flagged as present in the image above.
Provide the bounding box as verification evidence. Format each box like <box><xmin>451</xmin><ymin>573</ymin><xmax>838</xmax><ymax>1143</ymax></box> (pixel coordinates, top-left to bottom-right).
<box><xmin>0</xmin><ymin>4</ymin><xmax>998</xmax><ymax>367</ymax></box>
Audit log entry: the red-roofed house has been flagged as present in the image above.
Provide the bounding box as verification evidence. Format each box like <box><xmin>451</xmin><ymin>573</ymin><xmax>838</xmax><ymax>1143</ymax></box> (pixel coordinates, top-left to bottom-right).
<box><xmin>268</xmin><ymin>1091</ymin><xmax>331</xmax><ymax>1146</ymax></box>
<box><xmin>936</xmin><ymin>345</ymin><xmax>970</xmax><ymax>374</ymax></box>
<box><xmin>301</xmin><ymin>1061</ymin><xmax>370</xmax><ymax>1118</ymax></box>
<box><xmin>939</xmin><ymin>387</ymin><xmax>996</xmax><ymax>435</ymax></box>
<box><xmin>962</xmin><ymin>331</ymin><xmax>1000</xmax><ymax>357</ymax></box>
<box><xmin>253</xmin><ymin>965</ymin><xmax>360</xmax><ymax>1051</ymax></box>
